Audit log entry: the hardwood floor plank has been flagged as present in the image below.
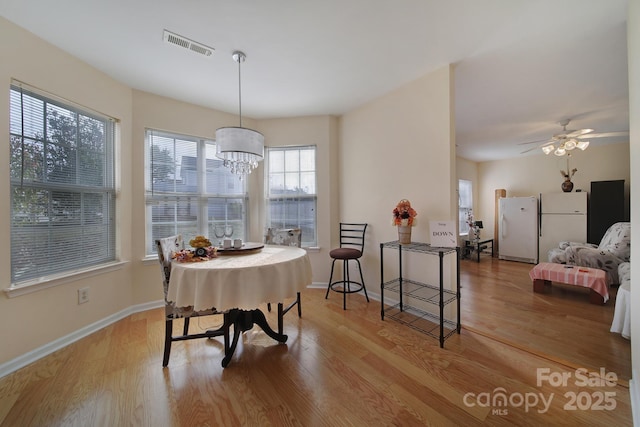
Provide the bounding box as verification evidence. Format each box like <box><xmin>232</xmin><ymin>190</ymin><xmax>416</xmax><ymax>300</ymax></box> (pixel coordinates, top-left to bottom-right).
<box><xmin>0</xmin><ymin>259</ymin><xmax>632</xmax><ymax>426</ymax></box>
<box><xmin>460</xmin><ymin>257</ymin><xmax>631</xmax><ymax>382</ymax></box>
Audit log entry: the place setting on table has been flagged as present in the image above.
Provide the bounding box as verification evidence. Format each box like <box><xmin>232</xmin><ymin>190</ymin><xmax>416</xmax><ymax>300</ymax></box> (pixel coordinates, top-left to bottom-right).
<box><xmin>166</xmin><ymin>230</ymin><xmax>312</xmax><ymax>367</ymax></box>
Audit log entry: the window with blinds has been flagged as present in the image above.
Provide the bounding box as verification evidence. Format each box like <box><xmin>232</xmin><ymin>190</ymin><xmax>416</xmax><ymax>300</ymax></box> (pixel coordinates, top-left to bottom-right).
<box><xmin>459</xmin><ymin>179</ymin><xmax>473</xmax><ymax>235</ymax></box>
<box><xmin>145</xmin><ymin>129</ymin><xmax>248</xmax><ymax>255</ymax></box>
<box><xmin>265</xmin><ymin>145</ymin><xmax>317</xmax><ymax>247</ymax></box>
<box><xmin>9</xmin><ymin>82</ymin><xmax>116</xmax><ymax>284</ymax></box>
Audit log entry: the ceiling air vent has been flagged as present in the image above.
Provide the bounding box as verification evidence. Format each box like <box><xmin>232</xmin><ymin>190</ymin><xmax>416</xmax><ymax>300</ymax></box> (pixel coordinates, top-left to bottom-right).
<box><xmin>163</xmin><ymin>30</ymin><xmax>214</xmax><ymax>57</ymax></box>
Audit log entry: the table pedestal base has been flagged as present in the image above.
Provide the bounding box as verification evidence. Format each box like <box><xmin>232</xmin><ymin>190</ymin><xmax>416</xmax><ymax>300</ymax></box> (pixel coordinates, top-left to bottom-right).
<box><xmin>221</xmin><ymin>308</ymin><xmax>288</xmax><ymax>367</ymax></box>
<box><xmin>532</xmin><ymin>278</ymin><xmax>604</xmax><ymax>305</ymax></box>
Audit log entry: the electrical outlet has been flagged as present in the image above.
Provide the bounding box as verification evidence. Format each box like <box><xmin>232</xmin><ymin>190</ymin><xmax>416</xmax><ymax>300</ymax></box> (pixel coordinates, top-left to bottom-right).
<box><xmin>78</xmin><ymin>287</ymin><xmax>89</xmax><ymax>304</ymax></box>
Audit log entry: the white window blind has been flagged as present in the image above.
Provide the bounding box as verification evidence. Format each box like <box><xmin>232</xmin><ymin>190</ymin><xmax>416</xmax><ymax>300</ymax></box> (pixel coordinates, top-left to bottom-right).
<box><xmin>9</xmin><ymin>82</ymin><xmax>116</xmax><ymax>284</ymax></box>
<box><xmin>265</xmin><ymin>145</ymin><xmax>317</xmax><ymax>247</ymax></box>
<box><xmin>459</xmin><ymin>179</ymin><xmax>473</xmax><ymax>235</ymax></box>
<box><xmin>145</xmin><ymin>129</ymin><xmax>248</xmax><ymax>255</ymax></box>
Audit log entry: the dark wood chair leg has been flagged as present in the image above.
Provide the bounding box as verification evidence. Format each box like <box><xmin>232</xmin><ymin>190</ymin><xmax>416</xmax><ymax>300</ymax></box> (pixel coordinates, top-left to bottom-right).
<box><xmin>182</xmin><ymin>317</ymin><xmax>190</xmax><ymax>336</ymax></box>
<box><xmin>162</xmin><ymin>319</ymin><xmax>173</xmax><ymax>367</ymax></box>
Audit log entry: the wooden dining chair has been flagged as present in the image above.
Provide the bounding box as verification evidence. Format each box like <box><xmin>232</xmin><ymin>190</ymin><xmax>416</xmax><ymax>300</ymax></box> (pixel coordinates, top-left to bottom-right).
<box><xmin>155</xmin><ymin>235</ymin><xmax>227</xmax><ymax>367</ymax></box>
<box><xmin>265</xmin><ymin>228</ymin><xmax>303</xmax><ymax>334</ymax></box>
<box><xmin>325</xmin><ymin>223</ymin><xmax>369</xmax><ymax>310</ymax></box>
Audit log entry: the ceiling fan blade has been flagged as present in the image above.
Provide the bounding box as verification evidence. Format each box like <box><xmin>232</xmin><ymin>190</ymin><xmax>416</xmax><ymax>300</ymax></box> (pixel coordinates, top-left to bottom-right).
<box><xmin>578</xmin><ymin>131</ymin><xmax>629</xmax><ymax>138</ymax></box>
<box><xmin>520</xmin><ymin>146</ymin><xmax>541</xmax><ymax>154</ymax></box>
<box><xmin>565</xmin><ymin>128</ymin><xmax>593</xmax><ymax>138</ymax></box>
<box><xmin>517</xmin><ymin>138</ymin><xmax>552</xmax><ymax>146</ymax></box>
<box><xmin>520</xmin><ymin>141</ymin><xmax>554</xmax><ymax>154</ymax></box>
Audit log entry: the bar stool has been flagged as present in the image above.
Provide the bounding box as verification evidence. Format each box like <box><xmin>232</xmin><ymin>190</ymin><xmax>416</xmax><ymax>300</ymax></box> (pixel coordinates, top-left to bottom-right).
<box><xmin>325</xmin><ymin>223</ymin><xmax>369</xmax><ymax>310</ymax></box>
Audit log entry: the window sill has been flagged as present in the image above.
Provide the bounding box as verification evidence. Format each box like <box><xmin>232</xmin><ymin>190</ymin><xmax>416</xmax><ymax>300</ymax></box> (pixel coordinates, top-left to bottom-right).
<box><xmin>4</xmin><ymin>261</ymin><xmax>128</xmax><ymax>298</ymax></box>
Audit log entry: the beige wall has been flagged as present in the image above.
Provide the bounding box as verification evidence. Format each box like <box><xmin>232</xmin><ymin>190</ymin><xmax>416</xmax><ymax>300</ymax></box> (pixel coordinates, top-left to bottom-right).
<box><xmin>627</xmin><ymin>0</ymin><xmax>639</xmax><ymax>381</ymax></box>
<box><xmin>456</xmin><ymin>157</ymin><xmax>478</xmax><ymax>192</ymax></box>
<box><xmin>0</xmin><ymin>17</ymin><xmax>134</xmax><ymax>363</ymax></box>
<box><xmin>339</xmin><ymin>65</ymin><xmax>456</xmax><ymax>289</ymax></box>
<box><xmin>475</xmin><ymin>143</ymin><xmax>630</xmax><ymax>241</ymax></box>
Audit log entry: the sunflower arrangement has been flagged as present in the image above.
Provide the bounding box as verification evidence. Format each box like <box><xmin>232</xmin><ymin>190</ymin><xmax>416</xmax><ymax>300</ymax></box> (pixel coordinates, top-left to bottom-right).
<box><xmin>189</xmin><ymin>235</ymin><xmax>212</xmax><ymax>248</ymax></box>
<box><xmin>172</xmin><ymin>235</ymin><xmax>217</xmax><ymax>262</ymax></box>
<box><xmin>392</xmin><ymin>199</ymin><xmax>417</xmax><ymax>227</ymax></box>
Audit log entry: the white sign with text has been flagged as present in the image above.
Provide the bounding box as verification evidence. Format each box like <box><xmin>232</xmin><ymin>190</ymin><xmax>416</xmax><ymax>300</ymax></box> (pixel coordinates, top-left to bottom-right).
<box><xmin>430</xmin><ymin>221</ymin><xmax>457</xmax><ymax>247</ymax></box>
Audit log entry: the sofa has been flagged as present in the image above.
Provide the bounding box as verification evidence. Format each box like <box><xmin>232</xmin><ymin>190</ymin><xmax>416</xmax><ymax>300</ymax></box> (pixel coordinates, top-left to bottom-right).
<box><xmin>548</xmin><ymin>222</ymin><xmax>631</xmax><ymax>285</ymax></box>
<box><xmin>610</xmin><ymin>262</ymin><xmax>630</xmax><ymax>339</ymax></box>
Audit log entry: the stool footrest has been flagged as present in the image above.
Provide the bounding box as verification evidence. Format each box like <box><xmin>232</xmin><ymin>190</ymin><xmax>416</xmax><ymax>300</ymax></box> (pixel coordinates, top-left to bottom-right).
<box><xmin>329</xmin><ymin>280</ymin><xmax>364</xmax><ymax>294</ymax></box>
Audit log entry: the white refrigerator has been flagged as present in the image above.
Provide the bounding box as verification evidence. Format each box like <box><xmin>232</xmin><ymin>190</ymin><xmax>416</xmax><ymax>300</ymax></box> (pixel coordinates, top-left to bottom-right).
<box><xmin>498</xmin><ymin>196</ymin><xmax>539</xmax><ymax>264</ymax></box>
<box><xmin>538</xmin><ymin>192</ymin><xmax>588</xmax><ymax>262</ymax></box>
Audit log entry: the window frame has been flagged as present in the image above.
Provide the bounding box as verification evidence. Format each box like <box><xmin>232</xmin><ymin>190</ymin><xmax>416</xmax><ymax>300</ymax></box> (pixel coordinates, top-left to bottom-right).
<box><xmin>144</xmin><ymin>129</ymin><xmax>249</xmax><ymax>256</ymax></box>
<box><xmin>458</xmin><ymin>179</ymin><xmax>473</xmax><ymax>236</ymax></box>
<box><xmin>9</xmin><ymin>81</ymin><xmax>117</xmax><ymax>286</ymax></box>
<box><xmin>264</xmin><ymin>145</ymin><xmax>317</xmax><ymax>247</ymax></box>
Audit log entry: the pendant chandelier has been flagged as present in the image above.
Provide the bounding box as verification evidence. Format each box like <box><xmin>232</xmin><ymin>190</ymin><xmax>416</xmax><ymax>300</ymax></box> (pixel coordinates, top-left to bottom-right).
<box><xmin>215</xmin><ymin>51</ymin><xmax>264</xmax><ymax>179</ymax></box>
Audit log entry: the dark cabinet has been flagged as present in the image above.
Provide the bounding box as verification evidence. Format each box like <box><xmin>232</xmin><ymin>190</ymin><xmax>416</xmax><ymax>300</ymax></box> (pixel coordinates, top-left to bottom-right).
<box><xmin>588</xmin><ymin>180</ymin><xmax>625</xmax><ymax>244</ymax></box>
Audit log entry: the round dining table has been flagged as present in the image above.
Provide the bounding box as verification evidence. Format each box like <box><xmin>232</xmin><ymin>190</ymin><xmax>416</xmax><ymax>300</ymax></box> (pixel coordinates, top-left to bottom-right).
<box><xmin>167</xmin><ymin>244</ymin><xmax>312</xmax><ymax>367</ymax></box>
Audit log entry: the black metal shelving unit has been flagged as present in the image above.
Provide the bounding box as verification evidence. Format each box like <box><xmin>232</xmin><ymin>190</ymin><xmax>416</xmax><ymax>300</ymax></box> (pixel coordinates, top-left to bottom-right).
<box><xmin>380</xmin><ymin>241</ymin><xmax>460</xmax><ymax>348</ymax></box>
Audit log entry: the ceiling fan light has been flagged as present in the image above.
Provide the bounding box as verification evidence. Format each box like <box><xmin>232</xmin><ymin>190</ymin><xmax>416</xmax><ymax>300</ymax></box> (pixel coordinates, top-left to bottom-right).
<box><xmin>554</xmin><ymin>146</ymin><xmax>566</xmax><ymax>156</ymax></box>
<box><xmin>577</xmin><ymin>140</ymin><xmax>590</xmax><ymax>150</ymax></box>
<box><xmin>564</xmin><ymin>139</ymin><xmax>577</xmax><ymax>150</ymax></box>
<box><xmin>541</xmin><ymin>145</ymin><xmax>555</xmax><ymax>155</ymax></box>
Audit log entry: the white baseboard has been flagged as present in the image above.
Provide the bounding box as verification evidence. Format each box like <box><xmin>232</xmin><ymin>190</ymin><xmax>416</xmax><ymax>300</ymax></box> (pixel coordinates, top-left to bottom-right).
<box><xmin>0</xmin><ymin>284</ymin><xmax>392</xmax><ymax>379</ymax></box>
<box><xmin>0</xmin><ymin>300</ymin><xmax>163</xmax><ymax>379</ymax></box>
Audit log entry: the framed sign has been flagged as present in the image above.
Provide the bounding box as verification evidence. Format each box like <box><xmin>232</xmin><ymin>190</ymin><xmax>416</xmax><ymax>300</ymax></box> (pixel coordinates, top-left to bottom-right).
<box><xmin>430</xmin><ymin>221</ymin><xmax>457</xmax><ymax>247</ymax></box>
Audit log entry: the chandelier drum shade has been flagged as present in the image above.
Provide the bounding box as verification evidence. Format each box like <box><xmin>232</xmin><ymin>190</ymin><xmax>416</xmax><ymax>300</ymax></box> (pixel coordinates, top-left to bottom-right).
<box><xmin>215</xmin><ymin>127</ymin><xmax>263</xmax><ymax>175</ymax></box>
<box><xmin>215</xmin><ymin>51</ymin><xmax>264</xmax><ymax>179</ymax></box>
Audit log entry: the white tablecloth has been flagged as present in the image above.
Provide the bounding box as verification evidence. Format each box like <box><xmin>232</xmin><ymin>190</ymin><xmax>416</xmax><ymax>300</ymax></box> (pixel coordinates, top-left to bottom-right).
<box><xmin>167</xmin><ymin>245</ymin><xmax>312</xmax><ymax>312</ymax></box>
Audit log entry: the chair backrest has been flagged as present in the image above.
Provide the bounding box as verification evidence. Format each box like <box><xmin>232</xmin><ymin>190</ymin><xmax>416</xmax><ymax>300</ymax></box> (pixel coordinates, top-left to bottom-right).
<box><xmin>155</xmin><ymin>235</ymin><xmax>184</xmax><ymax>299</ymax></box>
<box><xmin>339</xmin><ymin>223</ymin><xmax>367</xmax><ymax>253</ymax></box>
<box><xmin>598</xmin><ymin>222</ymin><xmax>631</xmax><ymax>261</ymax></box>
<box><xmin>265</xmin><ymin>228</ymin><xmax>302</xmax><ymax>247</ymax></box>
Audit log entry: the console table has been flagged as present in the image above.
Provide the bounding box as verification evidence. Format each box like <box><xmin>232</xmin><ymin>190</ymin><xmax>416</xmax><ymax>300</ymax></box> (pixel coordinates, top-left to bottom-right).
<box><xmin>380</xmin><ymin>241</ymin><xmax>460</xmax><ymax>348</ymax></box>
<box><xmin>464</xmin><ymin>238</ymin><xmax>494</xmax><ymax>262</ymax></box>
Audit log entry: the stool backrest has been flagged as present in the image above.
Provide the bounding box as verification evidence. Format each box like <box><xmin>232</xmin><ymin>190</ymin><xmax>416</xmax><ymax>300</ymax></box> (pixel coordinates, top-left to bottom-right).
<box><xmin>339</xmin><ymin>223</ymin><xmax>367</xmax><ymax>252</ymax></box>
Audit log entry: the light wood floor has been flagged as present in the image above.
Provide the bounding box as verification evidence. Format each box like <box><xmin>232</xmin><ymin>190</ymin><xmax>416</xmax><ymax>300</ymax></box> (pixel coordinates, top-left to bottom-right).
<box><xmin>0</xmin><ymin>259</ymin><xmax>633</xmax><ymax>426</ymax></box>
<box><xmin>460</xmin><ymin>256</ymin><xmax>632</xmax><ymax>383</ymax></box>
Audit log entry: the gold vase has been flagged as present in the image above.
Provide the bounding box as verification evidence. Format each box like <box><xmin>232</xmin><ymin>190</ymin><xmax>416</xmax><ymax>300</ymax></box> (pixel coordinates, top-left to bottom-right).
<box><xmin>398</xmin><ymin>225</ymin><xmax>412</xmax><ymax>244</ymax></box>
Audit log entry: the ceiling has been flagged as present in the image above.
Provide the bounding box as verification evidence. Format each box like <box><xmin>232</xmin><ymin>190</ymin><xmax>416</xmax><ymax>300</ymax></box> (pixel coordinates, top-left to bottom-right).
<box><xmin>0</xmin><ymin>0</ymin><xmax>630</xmax><ymax>162</ymax></box>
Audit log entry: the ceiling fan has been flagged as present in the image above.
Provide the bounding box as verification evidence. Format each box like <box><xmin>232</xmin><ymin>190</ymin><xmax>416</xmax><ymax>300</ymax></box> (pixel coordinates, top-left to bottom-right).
<box><xmin>519</xmin><ymin>119</ymin><xmax>629</xmax><ymax>156</ymax></box>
